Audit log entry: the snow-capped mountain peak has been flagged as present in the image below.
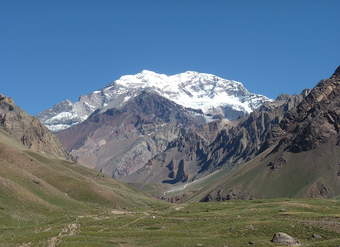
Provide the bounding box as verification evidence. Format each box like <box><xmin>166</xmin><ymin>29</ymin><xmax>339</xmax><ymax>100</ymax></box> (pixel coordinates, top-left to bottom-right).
<box><xmin>37</xmin><ymin>70</ymin><xmax>271</xmax><ymax>131</ymax></box>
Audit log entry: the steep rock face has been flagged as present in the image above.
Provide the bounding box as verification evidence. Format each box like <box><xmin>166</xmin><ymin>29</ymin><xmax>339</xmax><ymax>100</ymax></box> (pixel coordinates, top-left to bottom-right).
<box><xmin>122</xmin><ymin>128</ymin><xmax>213</xmax><ymax>185</ymax></box>
<box><xmin>196</xmin><ymin>92</ymin><xmax>306</xmax><ymax>173</ymax></box>
<box><xmin>195</xmin><ymin>66</ymin><xmax>340</xmax><ymax>201</ymax></box>
<box><xmin>197</xmin><ymin>138</ymin><xmax>340</xmax><ymax>201</ymax></box>
<box><xmin>279</xmin><ymin>68</ymin><xmax>340</xmax><ymax>152</ymax></box>
<box><xmin>38</xmin><ymin>70</ymin><xmax>271</xmax><ymax>131</ymax></box>
<box><xmin>57</xmin><ymin>91</ymin><xmax>204</xmax><ymax>178</ymax></box>
<box><xmin>125</xmin><ymin>92</ymin><xmax>305</xmax><ymax>190</ymax></box>
<box><xmin>122</xmin><ymin>118</ymin><xmax>231</xmax><ymax>186</ymax></box>
<box><xmin>0</xmin><ymin>94</ymin><xmax>67</xmax><ymax>159</ymax></box>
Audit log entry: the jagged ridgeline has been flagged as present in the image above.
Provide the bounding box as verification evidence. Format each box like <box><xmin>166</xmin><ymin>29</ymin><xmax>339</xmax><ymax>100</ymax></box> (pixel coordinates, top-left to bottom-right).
<box><xmin>0</xmin><ymin>94</ymin><xmax>67</xmax><ymax>158</ymax></box>
<box><xmin>35</xmin><ymin>67</ymin><xmax>340</xmax><ymax>201</ymax></box>
<box><xmin>175</xmin><ymin>66</ymin><xmax>340</xmax><ymax>202</ymax></box>
<box><xmin>37</xmin><ymin>71</ymin><xmax>270</xmax><ymax>192</ymax></box>
<box><xmin>37</xmin><ymin>70</ymin><xmax>271</xmax><ymax>131</ymax></box>
<box><xmin>1</xmin><ymin>68</ymin><xmax>340</xmax><ymax>247</ymax></box>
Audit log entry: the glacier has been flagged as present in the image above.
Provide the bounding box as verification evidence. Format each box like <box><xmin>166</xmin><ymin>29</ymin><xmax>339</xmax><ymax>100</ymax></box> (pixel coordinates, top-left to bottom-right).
<box><xmin>37</xmin><ymin>70</ymin><xmax>271</xmax><ymax>131</ymax></box>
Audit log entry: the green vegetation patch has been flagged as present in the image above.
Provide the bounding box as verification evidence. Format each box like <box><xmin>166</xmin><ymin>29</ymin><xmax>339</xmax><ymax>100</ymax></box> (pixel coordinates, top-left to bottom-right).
<box><xmin>1</xmin><ymin>198</ymin><xmax>340</xmax><ymax>247</ymax></box>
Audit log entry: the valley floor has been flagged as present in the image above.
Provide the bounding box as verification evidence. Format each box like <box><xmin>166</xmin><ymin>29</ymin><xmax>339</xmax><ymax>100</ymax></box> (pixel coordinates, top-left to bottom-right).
<box><xmin>1</xmin><ymin>199</ymin><xmax>340</xmax><ymax>247</ymax></box>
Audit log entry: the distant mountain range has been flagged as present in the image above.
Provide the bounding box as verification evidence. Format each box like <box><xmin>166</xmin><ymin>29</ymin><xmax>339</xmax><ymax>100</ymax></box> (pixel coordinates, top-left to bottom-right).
<box><xmin>5</xmin><ymin>66</ymin><xmax>335</xmax><ymax>202</ymax></box>
<box><xmin>37</xmin><ymin>70</ymin><xmax>271</xmax><ymax>132</ymax></box>
<box><xmin>37</xmin><ymin>71</ymin><xmax>271</xmax><ymax>189</ymax></box>
<box><xmin>1</xmin><ymin>66</ymin><xmax>339</xmax><ymax>247</ymax></box>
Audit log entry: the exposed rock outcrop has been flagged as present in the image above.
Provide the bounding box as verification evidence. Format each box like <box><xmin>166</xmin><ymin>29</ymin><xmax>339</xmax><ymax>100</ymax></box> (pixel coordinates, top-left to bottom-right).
<box><xmin>0</xmin><ymin>94</ymin><xmax>67</xmax><ymax>159</ymax></box>
<box><xmin>197</xmin><ymin>91</ymin><xmax>306</xmax><ymax>172</ymax></box>
<box><xmin>197</xmin><ymin>66</ymin><xmax>340</xmax><ymax>201</ymax></box>
<box><xmin>200</xmin><ymin>187</ymin><xmax>253</xmax><ymax>202</ymax></box>
<box><xmin>124</xmin><ymin>87</ymin><xmax>308</xmax><ymax>191</ymax></box>
<box><xmin>57</xmin><ymin>91</ymin><xmax>204</xmax><ymax>178</ymax></box>
<box><xmin>271</xmin><ymin>232</ymin><xmax>301</xmax><ymax>246</ymax></box>
<box><xmin>278</xmin><ymin>67</ymin><xmax>340</xmax><ymax>152</ymax></box>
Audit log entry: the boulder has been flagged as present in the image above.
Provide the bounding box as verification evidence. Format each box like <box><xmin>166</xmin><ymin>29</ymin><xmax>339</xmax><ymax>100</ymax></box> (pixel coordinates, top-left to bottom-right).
<box><xmin>312</xmin><ymin>233</ymin><xmax>322</xmax><ymax>239</ymax></box>
<box><xmin>271</xmin><ymin>232</ymin><xmax>300</xmax><ymax>246</ymax></box>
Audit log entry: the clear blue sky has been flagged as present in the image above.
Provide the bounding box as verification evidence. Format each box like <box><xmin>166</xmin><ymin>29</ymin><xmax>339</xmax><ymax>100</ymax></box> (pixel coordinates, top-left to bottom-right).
<box><xmin>1</xmin><ymin>0</ymin><xmax>339</xmax><ymax>114</ymax></box>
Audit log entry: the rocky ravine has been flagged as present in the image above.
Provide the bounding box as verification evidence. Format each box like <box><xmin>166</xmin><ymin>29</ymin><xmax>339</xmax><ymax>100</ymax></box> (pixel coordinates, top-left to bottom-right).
<box><xmin>133</xmin><ymin>90</ymin><xmax>307</xmax><ymax>191</ymax></box>
<box><xmin>122</xmin><ymin>119</ymin><xmax>230</xmax><ymax>185</ymax></box>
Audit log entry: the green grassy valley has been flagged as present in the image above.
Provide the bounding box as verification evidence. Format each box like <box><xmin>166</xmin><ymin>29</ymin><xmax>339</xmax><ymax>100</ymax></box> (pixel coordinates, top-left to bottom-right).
<box><xmin>2</xmin><ymin>1</ymin><xmax>340</xmax><ymax>246</ymax></box>
<box><xmin>1</xmin><ymin>65</ymin><xmax>340</xmax><ymax>246</ymax></box>
<box><xmin>1</xmin><ymin>198</ymin><xmax>340</xmax><ymax>246</ymax></box>
<box><xmin>1</xmin><ymin>127</ymin><xmax>340</xmax><ymax>247</ymax></box>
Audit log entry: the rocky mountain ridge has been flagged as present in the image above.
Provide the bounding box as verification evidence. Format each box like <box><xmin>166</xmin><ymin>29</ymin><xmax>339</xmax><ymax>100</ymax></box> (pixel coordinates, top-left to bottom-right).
<box><xmin>192</xmin><ymin>66</ymin><xmax>340</xmax><ymax>201</ymax></box>
<box><xmin>279</xmin><ymin>68</ymin><xmax>340</xmax><ymax>152</ymax></box>
<box><xmin>128</xmin><ymin>90</ymin><xmax>307</xmax><ymax>190</ymax></box>
<box><xmin>37</xmin><ymin>66</ymin><xmax>340</xmax><ymax>201</ymax></box>
<box><xmin>57</xmin><ymin>91</ymin><xmax>205</xmax><ymax>178</ymax></box>
<box><xmin>38</xmin><ymin>70</ymin><xmax>271</xmax><ymax>131</ymax></box>
<box><xmin>0</xmin><ymin>94</ymin><xmax>67</xmax><ymax>159</ymax></box>
<box><xmin>122</xmin><ymin>122</ymin><xmax>226</xmax><ymax>186</ymax></box>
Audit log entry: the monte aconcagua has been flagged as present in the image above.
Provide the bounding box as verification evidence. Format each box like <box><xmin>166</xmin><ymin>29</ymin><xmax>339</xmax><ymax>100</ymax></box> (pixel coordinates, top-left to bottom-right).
<box><xmin>37</xmin><ymin>70</ymin><xmax>271</xmax><ymax>132</ymax></box>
